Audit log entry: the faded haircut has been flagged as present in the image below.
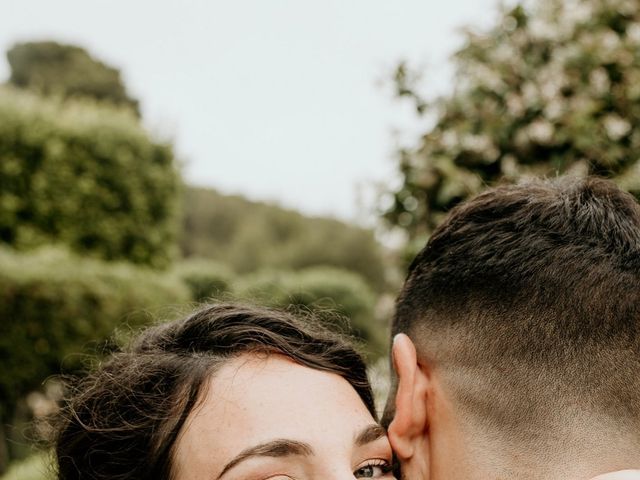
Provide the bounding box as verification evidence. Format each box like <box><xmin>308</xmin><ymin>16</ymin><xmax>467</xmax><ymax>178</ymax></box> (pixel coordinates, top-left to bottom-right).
<box><xmin>392</xmin><ymin>176</ymin><xmax>640</xmax><ymax>441</ymax></box>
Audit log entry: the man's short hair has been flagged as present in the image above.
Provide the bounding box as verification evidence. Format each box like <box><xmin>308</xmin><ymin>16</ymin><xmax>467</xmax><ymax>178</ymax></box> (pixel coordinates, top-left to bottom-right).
<box><xmin>393</xmin><ymin>176</ymin><xmax>640</xmax><ymax>440</ymax></box>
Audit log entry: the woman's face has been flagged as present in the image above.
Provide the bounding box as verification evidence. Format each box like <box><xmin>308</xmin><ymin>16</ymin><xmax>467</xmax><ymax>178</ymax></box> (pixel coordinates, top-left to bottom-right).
<box><xmin>173</xmin><ymin>354</ymin><xmax>395</xmax><ymax>480</ymax></box>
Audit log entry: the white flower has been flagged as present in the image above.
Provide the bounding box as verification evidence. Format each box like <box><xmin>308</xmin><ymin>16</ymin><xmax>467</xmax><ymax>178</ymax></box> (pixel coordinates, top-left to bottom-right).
<box><xmin>506</xmin><ymin>93</ymin><xmax>525</xmax><ymax>116</ymax></box>
<box><xmin>603</xmin><ymin>114</ymin><xmax>631</xmax><ymax>140</ymax></box>
<box><xmin>589</xmin><ymin>69</ymin><xmax>610</xmax><ymax>95</ymax></box>
<box><xmin>561</xmin><ymin>0</ymin><xmax>592</xmax><ymax>25</ymax></box>
<box><xmin>550</xmin><ymin>0</ymin><xmax>590</xmax><ymax>36</ymax></box>
<box><xmin>501</xmin><ymin>154</ymin><xmax>519</xmax><ymax>177</ymax></box>
<box><xmin>472</xmin><ymin>63</ymin><xmax>505</xmax><ymax>92</ymax></box>
<box><xmin>565</xmin><ymin>159</ymin><xmax>590</xmax><ymax>177</ymax></box>
<box><xmin>626</xmin><ymin>23</ymin><xmax>640</xmax><ymax>44</ymax></box>
<box><xmin>603</xmin><ymin>30</ymin><xmax>621</xmax><ymax>49</ymax></box>
<box><xmin>458</xmin><ymin>133</ymin><xmax>499</xmax><ymax>161</ymax></box>
<box><xmin>462</xmin><ymin>134</ymin><xmax>492</xmax><ymax>153</ymax></box>
<box><xmin>540</xmin><ymin>78</ymin><xmax>563</xmax><ymax>101</ymax></box>
<box><xmin>544</xmin><ymin>100</ymin><xmax>565</xmax><ymax>120</ymax></box>
<box><xmin>529</xmin><ymin>18</ymin><xmax>557</xmax><ymax>40</ymax></box>
<box><xmin>522</xmin><ymin>82</ymin><xmax>540</xmax><ymax>105</ymax></box>
<box><xmin>537</xmin><ymin>63</ymin><xmax>566</xmax><ymax>102</ymax></box>
<box><xmin>528</xmin><ymin>119</ymin><xmax>555</xmax><ymax>144</ymax></box>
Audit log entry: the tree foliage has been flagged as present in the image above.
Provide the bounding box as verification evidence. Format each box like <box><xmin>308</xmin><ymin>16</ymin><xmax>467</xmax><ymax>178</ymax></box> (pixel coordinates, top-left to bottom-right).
<box><xmin>181</xmin><ymin>187</ymin><xmax>389</xmax><ymax>291</ymax></box>
<box><xmin>0</xmin><ymin>246</ymin><xmax>189</xmax><ymax>429</ymax></box>
<box><xmin>0</xmin><ymin>87</ymin><xmax>180</xmax><ymax>267</ymax></box>
<box><xmin>385</xmin><ymin>0</ymin><xmax>640</xmax><ymax>237</ymax></box>
<box><xmin>7</xmin><ymin>41</ymin><xmax>139</xmax><ymax>116</ymax></box>
<box><xmin>174</xmin><ymin>258</ymin><xmax>234</xmax><ymax>302</ymax></box>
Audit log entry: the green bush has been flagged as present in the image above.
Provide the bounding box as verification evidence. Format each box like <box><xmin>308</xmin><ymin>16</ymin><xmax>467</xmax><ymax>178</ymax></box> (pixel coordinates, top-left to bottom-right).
<box><xmin>174</xmin><ymin>259</ymin><xmax>234</xmax><ymax>302</ymax></box>
<box><xmin>234</xmin><ymin>267</ymin><xmax>386</xmax><ymax>356</ymax></box>
<box><xmin>0</xmin><ymin>246</ymin><xmax>189</xmax><ymax>422</ymax></box>
<box><xmin>0</xmin><ymin>86</ymin><xmax>180</xmax><ymax>267</ymax></box>
<box><xmin>1</xmin><ymin>452</ymin><xmax>51</xmax><ymax>480</ymax></box>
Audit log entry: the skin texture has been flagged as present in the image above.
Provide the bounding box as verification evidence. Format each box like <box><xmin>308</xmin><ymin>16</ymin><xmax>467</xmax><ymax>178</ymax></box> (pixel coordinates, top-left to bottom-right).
<box><xmin>387</xmin><ymin>334</ymin><xmax>472</xmax><ymax>480</ymax></box>
<box><xmin>387</xmin><ymin>334</ymin><xmax>640</xmax><ymax>480</ymax></box>
<box><xmin>590</xmin><ymin>473</ymin><xmax>640</xmax><ymax>480</ymax></box>
<box><xmin>173</xmin><ymin>354</ymin><xmax>395</xmax><ymax>480</ymax></box>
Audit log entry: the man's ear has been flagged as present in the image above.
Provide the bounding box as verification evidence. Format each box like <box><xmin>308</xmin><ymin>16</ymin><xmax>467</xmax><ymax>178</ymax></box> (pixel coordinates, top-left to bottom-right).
<box><xmin>387</xmin><ymin>333</ymin><xmax>430</xmax><ymax>462</ymax></box>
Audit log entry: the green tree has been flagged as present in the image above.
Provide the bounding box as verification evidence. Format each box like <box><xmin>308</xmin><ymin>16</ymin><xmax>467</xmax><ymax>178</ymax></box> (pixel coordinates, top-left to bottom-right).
<box><xmin>0</xmin><ymin>87</ymin><xmax>180</xmax><ymax>267</ymax></box>
<box><xmin>385</xmin><ymin>0</ymin><xmax>640</xmax><ymax>238</ymax></box>
<box><xmin>7</xmin><ymin>41</ymin><xmax>139</xmax><ymax>116</ymax></box>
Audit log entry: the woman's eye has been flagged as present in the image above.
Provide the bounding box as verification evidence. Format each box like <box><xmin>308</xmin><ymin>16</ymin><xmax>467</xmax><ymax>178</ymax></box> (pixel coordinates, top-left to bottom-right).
<box><xmin>353</xmin><ymin>461</ymin><xmax>392</xmax><ymax>478</ymax></box>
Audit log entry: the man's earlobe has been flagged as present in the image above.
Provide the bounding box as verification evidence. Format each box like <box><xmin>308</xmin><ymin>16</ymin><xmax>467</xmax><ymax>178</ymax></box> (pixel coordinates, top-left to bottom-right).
<box><xmin>387</xmin><ymin>334</ymin><xmax>429</xmax><ymax>462</ymax></box>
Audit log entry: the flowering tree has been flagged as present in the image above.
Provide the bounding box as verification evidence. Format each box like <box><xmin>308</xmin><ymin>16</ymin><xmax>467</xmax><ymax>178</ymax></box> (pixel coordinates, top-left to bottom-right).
<box><xmin>385</xmin><ymin>0</ymin><xmax>640</xmax><ymax>238</ymax></box>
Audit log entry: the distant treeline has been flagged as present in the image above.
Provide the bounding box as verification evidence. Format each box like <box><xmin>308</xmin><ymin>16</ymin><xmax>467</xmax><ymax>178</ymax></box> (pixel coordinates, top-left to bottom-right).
<box><xmin>180</xmin><ymin>187</ymin><xmax>388</xmax><ymax>292</ymax></box>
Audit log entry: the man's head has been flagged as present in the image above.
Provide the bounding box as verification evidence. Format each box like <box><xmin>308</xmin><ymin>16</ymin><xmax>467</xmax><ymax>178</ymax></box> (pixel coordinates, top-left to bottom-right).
<box><xmin>384</xmin><ymin>177</ymin><xmax>640</xmax><ymax>479</ymax></box>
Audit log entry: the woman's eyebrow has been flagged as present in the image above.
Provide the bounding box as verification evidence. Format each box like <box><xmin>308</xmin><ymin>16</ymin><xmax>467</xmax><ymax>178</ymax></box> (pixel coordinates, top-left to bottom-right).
<box><xmin>354</xmin><ymin>424</ymin><xmax>387</xmax><ymax>446</ymax></box>
<box><xmin>217</xmin><ymin>439</ymin><xmax>313</xmax><ymax>479</ymax></box>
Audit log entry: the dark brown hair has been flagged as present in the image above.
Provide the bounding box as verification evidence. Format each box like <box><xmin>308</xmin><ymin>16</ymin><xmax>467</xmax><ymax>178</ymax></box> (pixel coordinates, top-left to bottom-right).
<box><xmin>54</xmin><ymin>303</ymin><xmax>375</xmax><ymax>480</ymax></box>
<box><xmin>392</xmin><ymin>176</ymin><xmax>640</xmax><ymax>438</ymax></box>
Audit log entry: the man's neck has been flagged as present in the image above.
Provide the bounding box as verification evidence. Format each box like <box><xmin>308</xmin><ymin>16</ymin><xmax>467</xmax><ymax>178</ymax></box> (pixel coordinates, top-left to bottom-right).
<box><xmin>441</xmin><ymin>426</ymin><xmax>640</xmax><ymax>480</ymax></box>
<box><xmin>437</xmin><ymin>454</ymin><xmax>640</xmax><ymax>480</ymax></box>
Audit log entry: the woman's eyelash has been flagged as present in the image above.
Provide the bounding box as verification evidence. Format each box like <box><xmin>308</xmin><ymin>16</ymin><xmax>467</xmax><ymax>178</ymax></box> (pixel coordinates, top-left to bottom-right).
<box><xmin>368</xmin><ymin>459</ymin><xmax>390</xmax><ymax>467</ymax></box>
<box><xmin>359</xmin><ymin>458</ymin><xmax>393</xmax><ymax>472</ymax></box>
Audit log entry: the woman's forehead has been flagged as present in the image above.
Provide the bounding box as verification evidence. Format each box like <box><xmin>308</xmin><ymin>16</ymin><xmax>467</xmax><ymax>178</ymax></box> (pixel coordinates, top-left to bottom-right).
<box><xmin>188</xmin><ymin>353</ymin><xmax>374</xmax><ymax>432</ymax></box>
<box><xmin>172</xmin><ymin>354</ymin><xmax>377</xmax><ymax>477</ymax></box>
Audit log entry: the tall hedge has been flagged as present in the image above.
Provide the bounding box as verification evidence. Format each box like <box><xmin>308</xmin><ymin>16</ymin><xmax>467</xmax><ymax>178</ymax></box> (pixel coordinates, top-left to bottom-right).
<box><xmin>0</xmin><ymin>87</ymin><xmax>180</xmax><ymax>267</ymax></box>
<box><xmin>0</xmin><ymin>247</ymin><xmax>189</xmax><ymax>423</ymax></box>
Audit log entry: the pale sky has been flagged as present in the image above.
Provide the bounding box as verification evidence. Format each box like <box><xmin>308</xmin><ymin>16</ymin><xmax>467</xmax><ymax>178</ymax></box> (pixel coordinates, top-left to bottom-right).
<box><xmin>1</xmin><ymin>0</ymin><xmax>503</xmax><ymax>223</ymax></box>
